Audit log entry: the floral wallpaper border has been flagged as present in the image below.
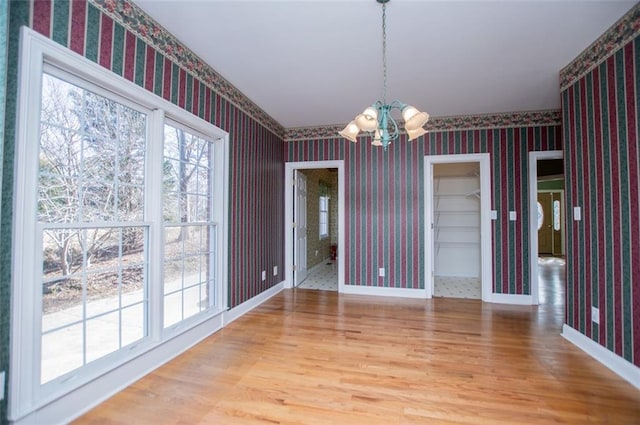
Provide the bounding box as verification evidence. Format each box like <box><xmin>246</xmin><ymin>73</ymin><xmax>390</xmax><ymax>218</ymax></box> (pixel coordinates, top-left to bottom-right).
<box><xmin>93</xmin><ymin>0</ymin><xmax>286</xmax><ymax>138</ymax></box>
<box><xmin>95</xmin><ymin>0</ymin><xmax>583</xmax><ymax>142</ymax></box>
<box><xmin>560</xmin><ymin>2</ymin><xmax>640</xmax><ymax>90</ymax></box>
<box><xmin>285</xmin><ymin>110</ymin><xmax>562</xmax><ymax>141</ymax></box>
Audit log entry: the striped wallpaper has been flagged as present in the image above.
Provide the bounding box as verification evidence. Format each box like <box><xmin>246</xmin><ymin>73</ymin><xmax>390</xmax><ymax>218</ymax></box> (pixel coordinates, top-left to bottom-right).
<box><xmin>562</xmin><ymin>33</ymin><xmax>640</xmax><ymax>367</ymax></box>
<box><xmin>5</xmin><ymin>0</ymin><xmax>286</xmax><ymax>314</ymax></box>
<box><xmin>287</xmin><ymin>126</ymin><xmax>561</xmax><ymax>293</ymax></box>
<box><xmin>0</xmin><ymin>0</ymin><xmax>9</xmax><ymax>421</ymax></box>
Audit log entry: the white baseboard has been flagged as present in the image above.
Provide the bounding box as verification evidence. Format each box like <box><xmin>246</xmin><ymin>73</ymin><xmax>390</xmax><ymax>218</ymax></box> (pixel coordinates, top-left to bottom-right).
<box><xmin>340</xmin><ymin>284</ymin><xmax>426</xmax><ymax>299</ymax></box>
<box><xmin>223</xmin><ymin>281</ymin><xmax>285</xmax><ymax>325</ymax></box>
<box><xmin>489</xmin><ymin>293</ymin><xmax>533</xmax><ymax>305</ymax></box>
<box><xmin>562</xmin><ymin>324</ymin><xmax>640</xmax><ymax>390</ymax></box>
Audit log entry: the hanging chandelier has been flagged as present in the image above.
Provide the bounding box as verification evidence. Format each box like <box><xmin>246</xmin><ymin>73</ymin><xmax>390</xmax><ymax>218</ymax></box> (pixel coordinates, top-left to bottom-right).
<box><xmin>339</xmin><ymin>0</ymin><xmax>429</xmax><ymax>149</ymax></box>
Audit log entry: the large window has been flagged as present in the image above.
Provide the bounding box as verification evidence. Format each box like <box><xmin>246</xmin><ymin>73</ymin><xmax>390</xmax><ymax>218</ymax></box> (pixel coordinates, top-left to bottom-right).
<box><xmin>11</xmin><ymin>30</ymin><xmax>228</xmax><ymax>422</ymax></box>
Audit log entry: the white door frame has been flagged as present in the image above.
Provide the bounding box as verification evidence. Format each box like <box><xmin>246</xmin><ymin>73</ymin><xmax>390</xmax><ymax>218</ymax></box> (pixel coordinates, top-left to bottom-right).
<box><xmin>528</xmin><ymin>150</ymin><xmax>563</xmax><ymax>305</ymax></box>
<box><xmin>284</xmin><ymin>160</ymin><xmax>345</xmax><ymax>291</ymax></box>
<box><xmin>424</xmin><ymin>153</ymin><xmax>492</xmax><ymax>301</ymax></box>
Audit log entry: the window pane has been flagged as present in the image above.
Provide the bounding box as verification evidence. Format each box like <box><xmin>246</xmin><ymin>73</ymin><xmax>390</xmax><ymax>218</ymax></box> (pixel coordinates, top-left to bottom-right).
<box><xmin>86</xmin><ymin>312</ymin><xmax>120</xmax><ymax>364</ymax></box>
<box><xmin>41</xmin><ymin>323</ymin><xmax>84</xmax><ymax>384</ymax></box>
<box><xmin>163</xmin><ymin>292</ymin><xmax>182</xmax><ymax>328</ymax></box>
<box><xmin>537</xmin><ymin>202</ymin><xmax>544</xmax><ymax>230</ymax></box>
<box><xmin>183</xmin><ymin>285</ymin><xmax>203</xmax><ymax>321</ymax></box>
<box><xmin>163</xmin><ymin>124</ymin><xmax>213</xmax><ymax>328</ymax></box>
<box><xmin>553</xmin><ymin>200</ymin><xmax>561</xmax><ymax>231</ymax></box>
<box><xmin>39</xmin><ymin>74</ymin><xmax>146</xmax><ymax>223</ymax></box>
<box><xmin>122</xmin><ymin>304</ymin><xmax>145</xmax><ymax>346</ymax></box>
<box><xmin>38</xmin><ymin>72</ymin><xmax>148</xmax><ymax>385</ymax></box>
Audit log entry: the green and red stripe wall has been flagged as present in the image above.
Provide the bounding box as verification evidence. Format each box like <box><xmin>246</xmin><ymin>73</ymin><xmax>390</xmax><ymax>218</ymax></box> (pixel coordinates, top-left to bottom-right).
<box><xmin>287</xmin><ymin>126</ymin><xmax>561</xmax><ymax>293</ymax></box>
<box><xmin>4</xmin><ymin>0</ymin><xmax>286</xmax><ymax>310</ymax></box>
<box><xmin>561</xmin><ymin>22</ymin><xmax>640</xmax><ymax>365</ymax></box>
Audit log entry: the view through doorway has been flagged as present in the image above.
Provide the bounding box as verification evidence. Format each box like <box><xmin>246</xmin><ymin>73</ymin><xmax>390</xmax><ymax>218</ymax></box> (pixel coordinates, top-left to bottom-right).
<box><xmin>284</xmin><ymin>161</ymin><xmax>345</xmax><ymax>293</ymax></box>
<box><xmin>529</xmin><ymin>151</ymin><xmax>565</xmax><ymax>310</ymax></box>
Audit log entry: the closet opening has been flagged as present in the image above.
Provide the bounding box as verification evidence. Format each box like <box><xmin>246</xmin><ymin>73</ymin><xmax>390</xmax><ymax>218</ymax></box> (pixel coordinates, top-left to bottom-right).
<box><xmin>424</xmin><ymin>154</ymin><xmax>492</xmax><ymax>301</ymax></box>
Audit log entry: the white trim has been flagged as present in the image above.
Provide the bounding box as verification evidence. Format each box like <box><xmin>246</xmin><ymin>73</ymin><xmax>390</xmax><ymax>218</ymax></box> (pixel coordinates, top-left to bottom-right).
<box><xmin>223</xmin><ymin>281</ymin><xmax>285</xmax><ymax>325</ymax></box>
<box><xmin>340</xmin><ymin>285</ymin><xmax>427</xmax><ymax>299</ymax></box>
<box><xmin>424</xmin><ymin>153</ymin><xmax>492</xmax><ymax>301</ymax></box>
<box><xmin>562</xmin><ymin>324</ymin><xmax>640</xmax><ymax>390</ymax></box>
<box><xmin>284</xmin><ymin>161</ymin><xmax>345</xmax><ymax>293</ymax></box>
<box><xmin>489</xmin><ymin>293</ymin><xmax>533</xmax><ymax>305</ymax></box>
<box><xmin>528</xmin><ymin>150</ymin><xmax>563</xmax><ymax>305</ymax></box>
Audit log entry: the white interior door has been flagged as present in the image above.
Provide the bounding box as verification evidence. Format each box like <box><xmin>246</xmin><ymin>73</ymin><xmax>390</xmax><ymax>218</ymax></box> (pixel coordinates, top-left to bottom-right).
<box><xmin>294</xmin><ymin>171</ymin><xmax>308</xmax><ymax>285</ymax></box>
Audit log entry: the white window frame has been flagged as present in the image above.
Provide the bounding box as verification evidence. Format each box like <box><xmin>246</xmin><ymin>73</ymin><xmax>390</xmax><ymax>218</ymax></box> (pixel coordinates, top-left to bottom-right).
<box><xmin>319</xmin><ymin>195</ymin><xmax>329</xmax><ymax>239</ymax></box>
<box><xmin>162</xmin><ymin>119</ymin><xmax>219</xmax><ymax>329</ymax></box>
<box><xmin>10</xmin><ymin>28</ymin><xmax>229</xmax><ymax>424</ymax></box>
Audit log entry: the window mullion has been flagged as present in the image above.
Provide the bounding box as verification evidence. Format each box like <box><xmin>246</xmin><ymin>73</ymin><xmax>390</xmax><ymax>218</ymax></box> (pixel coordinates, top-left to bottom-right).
<box><xmin>147</xmin><ymin>109</ymin><xmax>166</xmax><ymax>341</ymax></box>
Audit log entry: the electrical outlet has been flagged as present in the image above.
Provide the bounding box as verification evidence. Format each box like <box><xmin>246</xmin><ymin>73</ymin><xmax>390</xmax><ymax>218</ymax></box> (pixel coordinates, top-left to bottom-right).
<box><xmin>315</xmin><ymin>250</ymin><xmax>319</xmax><ymax>257</ymax></box>
<box><xmin>0</xmin><ymin>371</ymin><xmax>5</xmax><ymax>401</ymax></box>
<box><xmin>592</xmin><ymin>306</ymin><xmax>600</xmax><ymax>324</ymax></box>
<box><xmin>261</xmin><ymin>270</ymin><xmax>266</xmax><ymax>281</ymax></box>
<box><xmin>509</xmin><ymin>211</ymin><xmax>517</xmax><ymax>221</ymax></box>
<box><xmin>379</xmin><ymin>268</ymin><xmax>385</xmax><ymax>277</ymax></box>
<box><xmin>273</xmin><ymin>266</ymin><xmax>278</xmax><ymax>276</ymax></box>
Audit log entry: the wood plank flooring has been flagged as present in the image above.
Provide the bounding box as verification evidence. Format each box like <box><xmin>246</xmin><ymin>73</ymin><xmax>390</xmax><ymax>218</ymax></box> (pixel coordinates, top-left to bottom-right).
<box><xmin>74</xmin><ymin>287</ymin><xmax>640</xmax><ymax>424</ymax></box>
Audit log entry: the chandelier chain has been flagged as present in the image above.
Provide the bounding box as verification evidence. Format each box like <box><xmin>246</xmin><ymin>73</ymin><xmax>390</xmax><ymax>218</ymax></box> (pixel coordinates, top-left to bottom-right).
<box><xmin>338</xmin><ymin>0</ymin><xmax>429</xmax><ymax>149</ymax></box>
<box><xmin>382</xmin><ymin>2</ymin><xmax>387</xmax><ymax>105</ymax></box>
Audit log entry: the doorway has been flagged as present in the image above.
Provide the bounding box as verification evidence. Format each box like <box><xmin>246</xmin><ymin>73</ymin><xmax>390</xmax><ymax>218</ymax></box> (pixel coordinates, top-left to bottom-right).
<box><xmin>424</xmin><ymin>154</ymin><xmax>492</xmax><ymax>301</ymax></box>
<box><xmin>528</xmin><ymin>151</ymin><xmax>565</xmax><ymax>305</ymax></box>
<box><xmin>284</xmin><ymin>161</ymin><xmax>345</xmax><ymax>292</ymax></box>
<box><xmin>295</xmin><ymin>168</ymin><xmax>338</xmax><ymax>291</ymax></box>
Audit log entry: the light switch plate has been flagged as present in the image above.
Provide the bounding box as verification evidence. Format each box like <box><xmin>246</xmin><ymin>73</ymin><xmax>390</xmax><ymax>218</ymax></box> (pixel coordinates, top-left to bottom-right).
<box><xmin>0</xmin><ymin>371</ymin><xmax>4</xmax><ymax>401</ymax></box>
<box><xmin>509</xmin><ymin>211</ymin><xmax>517</xmax><ymax>221</ymax></box>
<box><xmin>491</xmin><ymin>210</ymin><xmax>498</xmax><ymax>220</ymax></box>
<box><xmin>574</xmin><ymin>206</ymin><xmax>582</xmax><ymax>221</ymax></box>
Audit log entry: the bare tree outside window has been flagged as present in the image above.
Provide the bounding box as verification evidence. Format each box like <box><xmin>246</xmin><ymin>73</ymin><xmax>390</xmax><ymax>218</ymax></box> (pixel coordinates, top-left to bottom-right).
<box><xmin>38</xmin><ymin>73</ymin><xmax>149</xmax><ymax>383</ymax></box>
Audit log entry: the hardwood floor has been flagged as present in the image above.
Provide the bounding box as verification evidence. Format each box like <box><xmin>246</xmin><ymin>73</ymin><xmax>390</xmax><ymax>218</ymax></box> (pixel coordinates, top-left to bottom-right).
<box><xmin>75</xmin><ymin>285</ymin><xmax>640</xmax><ymax>424</ymax></box>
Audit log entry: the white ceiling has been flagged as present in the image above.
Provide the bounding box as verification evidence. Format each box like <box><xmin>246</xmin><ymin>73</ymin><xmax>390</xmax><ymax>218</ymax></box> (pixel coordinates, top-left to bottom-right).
<box><xmin>134</xmin><ymin>0</ymin><xmax>635</xmax><ymax>129</ymax></box>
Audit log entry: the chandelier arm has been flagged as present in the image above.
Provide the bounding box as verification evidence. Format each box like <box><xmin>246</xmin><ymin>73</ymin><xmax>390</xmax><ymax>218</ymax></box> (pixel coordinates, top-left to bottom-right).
<box><xmin>388</xmin><ymin>112</ymin><xmax>399</xmax><ymax>140</ymax></box>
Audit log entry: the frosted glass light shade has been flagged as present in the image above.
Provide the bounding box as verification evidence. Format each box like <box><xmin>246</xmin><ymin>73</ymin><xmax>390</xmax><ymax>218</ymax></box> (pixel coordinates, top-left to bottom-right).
<box><xmin>406</xmin><ymin>126</ymin><xmax>427</xmax><ymax>141</ymax></box>
<box><xmin>402</xmin><ymin>105</ymin><xmax>429</xmax><ymax>131</ymax></box>
<box><xmin>339</xmin><ymin>121</ymin><xmax>360</xmax><ymax>143</ymax></box>
<box><xmin>355</xmin><ymin>106</ymin><xmax>378</xmax><ymax>131</ymax></box>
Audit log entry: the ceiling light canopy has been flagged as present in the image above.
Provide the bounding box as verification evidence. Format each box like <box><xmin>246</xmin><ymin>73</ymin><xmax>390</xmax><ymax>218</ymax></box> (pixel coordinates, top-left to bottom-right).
<box><xmin>339</xmin><ymin>0</ymin><xmax>429</xmax><ymax>150</ymax></box>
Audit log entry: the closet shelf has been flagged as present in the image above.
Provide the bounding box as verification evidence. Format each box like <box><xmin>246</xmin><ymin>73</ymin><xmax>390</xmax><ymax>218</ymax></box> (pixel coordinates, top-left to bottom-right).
<box><xmin>434</xmin><ymin>225</ymin><xmax>479</xmax><ymax>230</ymax></box>
<box><xmin>435</xmin><ymin>209</ymin><xmax>479</xmax><ymax>214</ymax></box>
